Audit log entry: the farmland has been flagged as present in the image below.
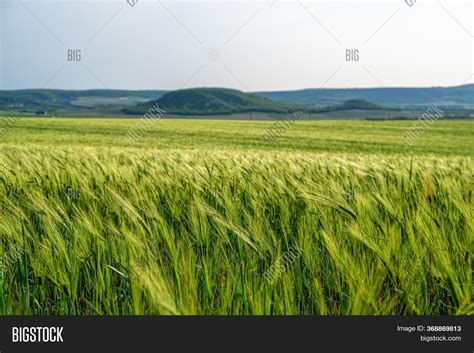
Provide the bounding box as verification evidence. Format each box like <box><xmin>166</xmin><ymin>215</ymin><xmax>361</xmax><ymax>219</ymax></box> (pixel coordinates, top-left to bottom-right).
<box><xmin>0</xmin><ymin>118</ymin><xmax>472</xmax><ymax>315</ymax></box>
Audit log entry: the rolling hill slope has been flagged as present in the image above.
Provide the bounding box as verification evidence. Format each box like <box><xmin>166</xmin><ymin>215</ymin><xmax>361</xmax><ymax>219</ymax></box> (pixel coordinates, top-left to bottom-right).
<box><xmin>0</xmin><ymin>89</ymin><xmax>166</xmax><ymax>112</ymax></box>
<box><xmin>0</xmin><ymin>84</ymin><xmax>472</xmax><ymax>116</ymax></box>
<box><xmin>254</xmin><ymin>84</ymin><xmax>474</xmax><ymax>109</ymax></box>
<box><xmin>124</xmin><ymin>88</ymin><xmax>291</xmax><ymax>115</ymax></box>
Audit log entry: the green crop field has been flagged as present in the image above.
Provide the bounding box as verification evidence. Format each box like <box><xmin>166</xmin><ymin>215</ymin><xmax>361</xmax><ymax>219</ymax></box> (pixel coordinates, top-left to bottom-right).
<box><xmin>0</xmin><ymin>118</ymin><xmax>472</xmax><ymax>315</ymax></box>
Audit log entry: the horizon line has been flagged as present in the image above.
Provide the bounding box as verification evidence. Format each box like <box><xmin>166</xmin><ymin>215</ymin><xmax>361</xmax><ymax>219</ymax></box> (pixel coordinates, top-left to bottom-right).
<box><xmin>1</xmin><ymin>83</ymin><xmax>473</xmax><ymax>93</ymax></box>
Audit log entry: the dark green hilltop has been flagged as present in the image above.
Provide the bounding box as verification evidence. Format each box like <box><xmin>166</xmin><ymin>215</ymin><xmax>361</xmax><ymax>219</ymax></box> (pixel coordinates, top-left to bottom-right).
<box><xmin>124</xmin><ymin>89</ymin><xmax>401</xmax><ymax>116</ymax></box>
<box><xmin>123</xmin><ymin>87</ymin><xmax>290</xmax><ymax>115</ymax></box>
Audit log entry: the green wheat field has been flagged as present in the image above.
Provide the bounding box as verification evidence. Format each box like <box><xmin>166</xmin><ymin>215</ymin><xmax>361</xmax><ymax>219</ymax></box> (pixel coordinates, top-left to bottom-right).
<box><xmin>0</xmin><ymin>118</ymin><xmax>472</xmax><ymax>315</ymax></box>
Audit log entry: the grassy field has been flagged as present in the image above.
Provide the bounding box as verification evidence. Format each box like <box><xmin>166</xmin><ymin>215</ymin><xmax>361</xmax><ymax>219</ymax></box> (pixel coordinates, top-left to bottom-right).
<box><xmin>0</xmin><ymin>118</ymin><xmax>472</xmax><ymax>315</ymax></box>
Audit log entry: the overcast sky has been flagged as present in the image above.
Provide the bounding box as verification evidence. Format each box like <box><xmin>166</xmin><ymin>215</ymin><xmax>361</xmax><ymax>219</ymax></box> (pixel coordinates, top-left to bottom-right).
<box><xmin>0</xmin><ymin>0</ymin><xmax>472</xmax><ymax>91</ymax></box>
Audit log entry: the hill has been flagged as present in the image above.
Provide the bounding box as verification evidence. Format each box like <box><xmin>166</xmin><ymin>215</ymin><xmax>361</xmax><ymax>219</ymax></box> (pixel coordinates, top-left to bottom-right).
<box><xmin>0</xmin><ymin>84</ymin><xmax>472</xmax><ymax>117</ymax></box>
<box><xmin>124</xmin><ymin>88</ymin><xmax>290</xmax><ymax>115</ymax></box>
<box><xmin>0</xmin><ymin>89</ymin><xmax>166</xmax><ymax>113</ymax></box>
<box><xmin>318</xmin><ymin>99</ymin><xmax>399</xmax><ymax>112</ymax></box>
<box><xmin>126</xmin><ymin>93</ymin><xmax>398</xmax><ymax>116</ymax></box>
<box><xmin>254</xmin><ymin>84</ymin><xmax>474</xmax><ymax>110</ymax></box>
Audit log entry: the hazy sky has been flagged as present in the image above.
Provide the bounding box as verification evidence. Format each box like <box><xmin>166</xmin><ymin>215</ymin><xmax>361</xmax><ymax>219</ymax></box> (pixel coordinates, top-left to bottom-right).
<box><xmin>1</xmin><ymin>0</ymin><xmax>472</xmax><ymax>91</ymax></box>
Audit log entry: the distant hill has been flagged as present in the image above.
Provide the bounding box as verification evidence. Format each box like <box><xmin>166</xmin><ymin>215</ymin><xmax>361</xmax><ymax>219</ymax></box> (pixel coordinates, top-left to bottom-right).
<box><xmin>125</xmin><ymin>91</ymin><xmax>397</xmax><ymax>116</ymax></box>
<box><xmin>0</xmin><ymin>89</ymin><xmax>166</xmax><ymax>113</ymax></box>
<box><xmin>124</xmin><ymin>88</ymin><xmax>290</xmax><ymax>115</ymax></box>
<box><xmin>254</xmin><ymin>84</ymin><xmax>474</xmax><ymax>110</ymax></box>
<box><xmin>319</xmin><ymin>99</ymin><xmax>399</xmax><ymax>112</ymax></box>
<box><xmin>0</xmin><ymin>84</ymin><xmax>472</xmax><ymax>117</ymax></box>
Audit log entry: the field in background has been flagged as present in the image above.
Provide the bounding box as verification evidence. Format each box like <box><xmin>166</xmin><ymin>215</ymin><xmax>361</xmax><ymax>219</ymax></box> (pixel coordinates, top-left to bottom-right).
<box><xmin>0</xmin><ymin>119</ymin><xmax>472</xmax><ymax>315</ymax></box>
<box><xmin>1</xmin><ymin>118</ymin><xmax>473</xmax><ymax>155</ymax></box>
